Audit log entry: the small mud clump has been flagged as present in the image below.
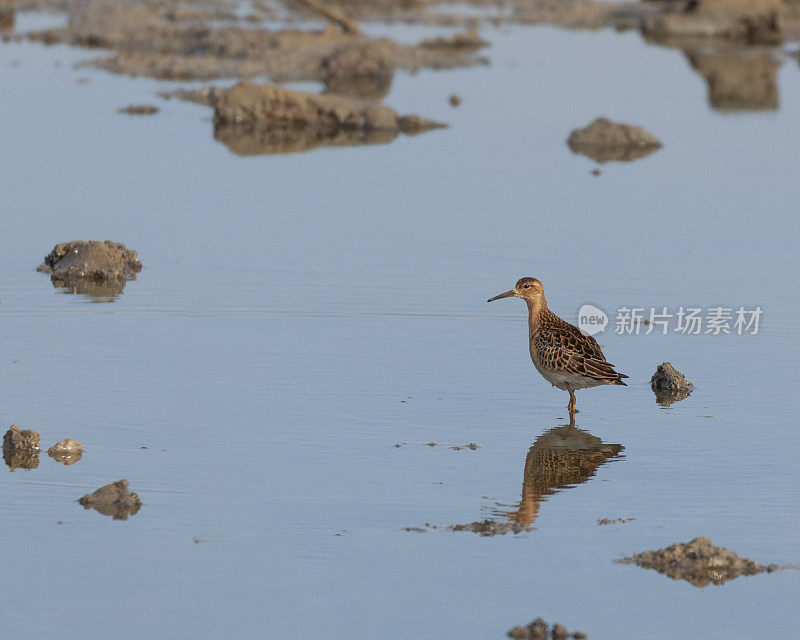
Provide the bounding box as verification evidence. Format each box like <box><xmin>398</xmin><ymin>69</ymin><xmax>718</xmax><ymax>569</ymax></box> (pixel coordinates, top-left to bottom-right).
<box><xmin>450</xmin><ymin>519</ymin><xmax>532</xmax><ymax>536</ymax></box>
<box><xmin>450</xmin><ymin>442</ymin><xmax>478</xmax><ymax>450</ymax></box>
<box><xmin>3</xmin><ymin>424</ymin><xmax>40</xmax><ymax>451</ymax></box>
<box><xmin>508</xmin><ymin>617</ymin><xmax>587</xmax><ymax>639</ymax></box>
<box><xmin>37</xmin><ymin>240</ymin><xmax>142</xmax><ymax>298</ymax></box>
<box><xmin>48</xmin><ymin>439</ymin><xmax>83</xmax><ymax>465</ymax></box>
<box><xmin>118</xmin><ymin>103</ymin><xmax>159</xmax><ymax>115</ymax></box>
<box><xmin>651</xmin><ymin>361</ymin><xmax>693</xmax><ymax>406</ymax></box>
<box><xmin>403</xmin><ymin>523</ymin><xmax>440</xmax><ymax>532</ymax></box>
<box><xmin>79</xmin><ymin>479</ymin><xmax>141</xmax><ymax>520</ymax></box>
<box><xmin>449</xmin><ymin>93</ymin><xmax>462</xmax><ymax>107</ymax></box>
<box><xmin>567</xmin><ymin>117</ymin><xmax>661</xmax><ymax>163</ymax></box>
<box><xmin>618</xmin><ymin>536</ymin><xmax>778</xmax><ymax>587</ymax></box>
<box><xmin>651</xmin><ymin>361</ymin><xmax>692</xmax><ymax>391</ymax></box>
<box><xmin>597</xmin><ymin>517</ymin><xmax>635</xmax><ymax>525</ymax></box>
<box><xmin>3</xmin><ymin>425</ymin><xmax>41</xmax><ymax>471</ymax></box>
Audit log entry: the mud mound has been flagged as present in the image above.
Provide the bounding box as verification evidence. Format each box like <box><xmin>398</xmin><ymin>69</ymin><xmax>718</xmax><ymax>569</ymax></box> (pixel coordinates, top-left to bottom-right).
<box><xmin>567</xmin><ymin>117</ymin><xmax>661</xmax><ymax>162</ymax></box>
<box><xmin>48</xmin><ymin>439</ymin><xmax>83</xmax><ymax>465</ymax></box>
<box><xmin>37</xmin><ymin>240</ymin><xmax>141</xmax><ymax>298</ymax></box>
<box><xmin>3</xmin><ymin>425</ymin><xmax>41</xmax><ymax>471</ymax></box>
<box><xmin>508</xmin><ymin>617</ymin><xmax>587</xmax><ymax>640</ymax></box>
<box><xmin>3</xmin><ymin>424</ymin><xmax>40</xmax><ymax>451</ymax></box>
<box><xmin>618</xmin><ymin>537</ymin><xmax>778</xmax><ymax>586</ymax></box>
<box><xmin>651</xmin><ymin>362</ymin><xmax>693</xmax><ymax>406</ymax></box>
<box><xmin>79</xmin><ymin>479</ymin><xmax>141</xmax><ymax>520</ymax></box>
<box><xmin>215</xmin><ymin>81</ymin><xmax>444</xmax><ymax>130</ymax></box>
<box><xmin>169</xmin><ymin>81</ymin><xmax>446</xmax><ymax>155</ymax></box>
<box><xmin>37</xmin><ymin>240</ymin><xmax>141</xmax><ymax>279</ymax></box>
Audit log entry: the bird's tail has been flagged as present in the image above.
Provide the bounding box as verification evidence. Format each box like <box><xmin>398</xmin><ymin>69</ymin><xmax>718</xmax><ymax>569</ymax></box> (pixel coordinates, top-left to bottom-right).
<box><xmin>612</xmin><ymin>372</ymin><xmax>628</xmax><ymax>386</ymax></box>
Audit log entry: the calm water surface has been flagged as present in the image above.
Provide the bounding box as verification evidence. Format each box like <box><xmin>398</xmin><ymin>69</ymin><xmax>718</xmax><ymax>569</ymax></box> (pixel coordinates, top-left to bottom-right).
<box><xmin>1</xmin><ymin>16</ymin><xmax>799</xmax><ymax>639</ymax></box>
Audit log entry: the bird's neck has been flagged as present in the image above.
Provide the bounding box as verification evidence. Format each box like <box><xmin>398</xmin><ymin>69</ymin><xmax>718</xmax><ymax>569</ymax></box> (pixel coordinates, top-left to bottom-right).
<box><xmin>525</xmin><ymin>297</ymin><xmax>547</xmax><ymax>333</ymax></box>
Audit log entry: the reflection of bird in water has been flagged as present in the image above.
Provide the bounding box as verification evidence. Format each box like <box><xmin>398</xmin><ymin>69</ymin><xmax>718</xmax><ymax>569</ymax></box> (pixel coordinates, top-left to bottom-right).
<box><xmin>487</xmin><ymin>278</ymin><xmax>627</xmax><ymax>413</ymax></box>
<box><xmin>505</xmin><ymin>419</ymin><xmax>623</xmax><ymax>528</ymax></box>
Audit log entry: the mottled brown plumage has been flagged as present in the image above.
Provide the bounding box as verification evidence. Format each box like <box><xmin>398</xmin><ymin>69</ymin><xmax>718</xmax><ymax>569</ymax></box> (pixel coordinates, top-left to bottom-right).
<box><xmin>488</xmin><ymin>277</ymin><xmax>627</xmax><ymax>412</ymax></box>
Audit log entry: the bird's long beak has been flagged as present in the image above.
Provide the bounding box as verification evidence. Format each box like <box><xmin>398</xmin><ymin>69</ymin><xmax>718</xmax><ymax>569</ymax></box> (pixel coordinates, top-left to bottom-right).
<box><xmin>487</xmin><ymin>289</ymin><xmax>516</xmax><ymax>303</ymax></box>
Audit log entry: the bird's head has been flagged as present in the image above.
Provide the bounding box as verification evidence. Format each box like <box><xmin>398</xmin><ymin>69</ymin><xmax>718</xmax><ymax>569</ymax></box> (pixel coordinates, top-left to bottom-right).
<box><xmin>487</xmin><ymin>277</ymin><xmax>545</xmax><ymax>303</ymax></box>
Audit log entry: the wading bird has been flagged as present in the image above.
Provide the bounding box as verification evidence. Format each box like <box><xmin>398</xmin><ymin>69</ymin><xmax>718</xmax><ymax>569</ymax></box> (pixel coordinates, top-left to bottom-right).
<box><xmin>487</xmin><ymin>277</ymin><xmax>627</xmax><ymax>412</ymax></box>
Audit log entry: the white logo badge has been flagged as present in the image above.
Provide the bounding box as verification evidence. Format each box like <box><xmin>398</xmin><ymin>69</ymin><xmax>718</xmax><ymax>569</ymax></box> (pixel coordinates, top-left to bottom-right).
<box><xmin>578</xmin><ymin>304</ymin><xmax>608</xmax><ymax>336</ymax></box>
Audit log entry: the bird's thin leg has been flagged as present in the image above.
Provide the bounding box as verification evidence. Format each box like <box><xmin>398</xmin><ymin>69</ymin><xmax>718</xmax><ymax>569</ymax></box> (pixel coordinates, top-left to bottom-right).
<box><xmin>567</xmin><ymin>389</ymin><xmax>577</xmax><ymax>413</ymax></box>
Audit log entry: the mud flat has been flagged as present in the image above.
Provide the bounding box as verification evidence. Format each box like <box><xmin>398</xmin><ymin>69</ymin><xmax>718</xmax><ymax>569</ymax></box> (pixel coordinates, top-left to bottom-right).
<box><xmin>12</xmin><ymin>0</ymin><xmax>800</xmax><ymax>61</ymax></box>
<box><xmin>37</xmin><ymin>240</ymin><xmax>141</xmax><ymax>298</ymax></box>
<box><xmin>617</xmin><ymin>537</ymin><xmax>779</xmax><ymax>586</ymax></box>
<box><xmin>10</xmin><ymin>0</ymin><xmax>800</xmax><ymax>124</ymax></box>
<box><xmin>79</xmin><ymin>479</ymin><xmax>141</xmax><ymax>520</ymax></box>
<box><xmin>22</xmin><ymin>0</ymin><xmax>488</xmax><ymax>86</ymax></box>
<box><xmin>306</xmin><ymin>0</ymin><xmax>800</xmax><ymax>38</ymax></box>
<box><xmin>651</xmin><ymin>362</ymin><xmax>693</xmax><ymax>406</ymax></box>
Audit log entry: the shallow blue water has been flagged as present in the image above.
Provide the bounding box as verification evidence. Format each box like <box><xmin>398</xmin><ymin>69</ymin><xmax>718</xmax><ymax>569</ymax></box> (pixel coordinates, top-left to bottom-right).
<box><xmin>1</xmin><ymin>16</ymin><xmax>799</xmax><ymax>640</ymax></box>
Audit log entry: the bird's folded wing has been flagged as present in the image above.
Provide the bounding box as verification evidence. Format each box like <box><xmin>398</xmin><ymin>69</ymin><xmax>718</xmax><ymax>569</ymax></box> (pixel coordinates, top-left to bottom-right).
<box><xmin>534</xmin><ymin>327</ymin><xmax>621</xmax><ymax>381</ymax></box>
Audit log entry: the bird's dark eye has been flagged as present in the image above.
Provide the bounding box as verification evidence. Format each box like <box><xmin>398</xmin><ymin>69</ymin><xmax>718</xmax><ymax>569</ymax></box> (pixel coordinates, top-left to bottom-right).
<box><xmin>523</xmin><ymin>284</ymin><xmax>530</xmax><ymax>289</ymax></box>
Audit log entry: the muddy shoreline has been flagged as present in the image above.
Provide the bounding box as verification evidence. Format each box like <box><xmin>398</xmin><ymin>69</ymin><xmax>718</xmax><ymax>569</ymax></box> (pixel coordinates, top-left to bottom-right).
<box><xmin>4</xmin><ymin>0</ymin><xmax>799</xmax><ymax>118</ymax></box>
